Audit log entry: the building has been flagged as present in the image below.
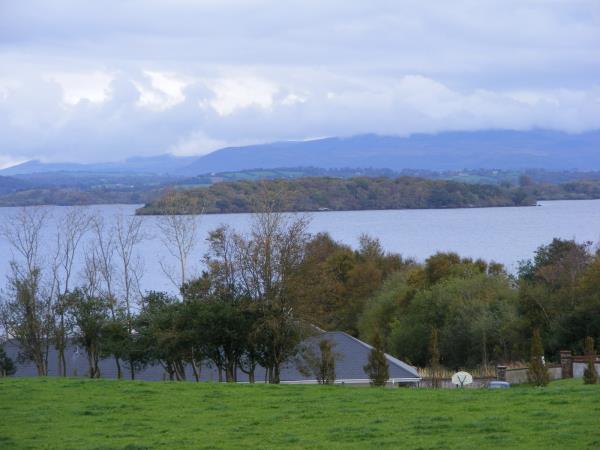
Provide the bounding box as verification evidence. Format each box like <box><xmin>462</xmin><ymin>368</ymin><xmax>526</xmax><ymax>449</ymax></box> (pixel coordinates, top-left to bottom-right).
<box><xmin>2</xmin><ymin>331</ymin><xmax>421</xmax><ymax>385</ymax></box>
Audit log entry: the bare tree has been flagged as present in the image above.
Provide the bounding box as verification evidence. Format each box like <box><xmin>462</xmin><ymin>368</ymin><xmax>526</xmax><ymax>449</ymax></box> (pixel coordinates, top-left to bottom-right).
<box><xmin>89</xmin><ymin>215</ymin><xmax>117</xmax><ymax>311</ymax></box>
<box><xmin>83</xmin><ymin>213</ymin><xmax>136</xmax><ymax>379</ymax></box>
<box><xmin>51</xmin><ymin>208</ymin><xmax>91</xmax><ymax>295</ymax></box>
<box><xmin>203</xmin><ymin>225</ymin><xmax>239</xmax><ymax>295</ymax></box>
<box><xmin>50</xmin><ymin>207</ymin><xmax>91</xmax><ymax>376</ymax></box>
<box><xmin>233</xmin><ymin>208</ymin><xmax>311</xmax><ymax>383</ymax></box>
<box><xmin>114</xmin><ymin>211</ymin><xmax>146</xmax><ymax>379</ymax></box>
<box><xmin>157</xmin><ymin>213</ymin><xmax>200</xmax><ymax>290</ymax></box>
<box><xmin>197</xmin><ymin>194</ymin><xmax>310</xmax><ymax>384</ymax></box>
<box><xmin>1</xmin><ymin>207</ymin><xmax>48</xmax><ymax>276</ymax></box>
<box><xmin>115</xmin><ymin>212</ymin><xmax>145</xmax><ymax>319</ymax></box>
<box><xmin>0</xmin><ymin>207</ymin><xmax>53</xmax><ymax>376</ymax></box>
<box><xmin>235</xmin><ymin>210</ymin><xmax>310</xmax><ymax>305</ymax></box>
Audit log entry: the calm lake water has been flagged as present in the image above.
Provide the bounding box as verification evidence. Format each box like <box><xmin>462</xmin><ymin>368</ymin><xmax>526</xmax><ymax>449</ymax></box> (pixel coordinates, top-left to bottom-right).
<box><xmin>1</xmin><ymin>199</ymin><xmax>598</xmax><ymax>294</ymax></box>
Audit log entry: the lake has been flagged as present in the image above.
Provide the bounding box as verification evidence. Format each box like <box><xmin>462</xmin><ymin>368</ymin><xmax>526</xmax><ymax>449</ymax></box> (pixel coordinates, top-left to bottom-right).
<box><xmin>1</xmin><ymin>199</ymin><xmax>599</xmax><ymax>294</ymax></box>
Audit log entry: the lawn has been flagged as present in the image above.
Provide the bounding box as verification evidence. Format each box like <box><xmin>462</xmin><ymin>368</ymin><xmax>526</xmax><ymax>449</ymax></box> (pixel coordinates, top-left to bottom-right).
<box><xmin>1</xmin><ymin>378</ymin><xmax>599</xmax><ymax>449</ymax></box>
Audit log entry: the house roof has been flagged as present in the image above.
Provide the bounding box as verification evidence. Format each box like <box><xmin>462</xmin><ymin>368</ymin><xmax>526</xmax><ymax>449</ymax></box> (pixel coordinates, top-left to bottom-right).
<box><xmin>2</xmin><ymin>331</ymin><xmax>420</xmax><ymax>383</ymax></box>
<box><xmin>277</xmin><ymin>331</ymin><xmax>420</xmax><ymax>383</ymax></box>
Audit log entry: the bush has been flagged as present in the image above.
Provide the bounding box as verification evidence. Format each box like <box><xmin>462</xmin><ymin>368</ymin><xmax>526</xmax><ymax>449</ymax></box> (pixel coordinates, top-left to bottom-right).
<box><xmin>316</xmin><ymin>339</ymin><xmax>337</xmax><ymax>385</ymax></box>
<box><xmin>583</xmin><ymin>336</ymin><xmax>598</xmax><ymax>385</ymax></box>
<box><xmin>429</xmin><ymin>328</ymin><xmax>442</xmax><ymax>389</ymax></box>
<box><xmin>0</xmin><ymin>344</ymin><xmax>16</xmax><ymax>377</ymax></box>
<box><xmin>364</xmin><ymin>333</ymin><xmax>389</xmax><ymax>386</ymax></box>
<box><xmin>299</xmin><ymin>338</ymin><xmax>338</xmax><ymax>384</ymax></box>
<box><xmin>527</xmin><ymin>329</ymin><xmax>549</xmax><ymax>387</ymax></box>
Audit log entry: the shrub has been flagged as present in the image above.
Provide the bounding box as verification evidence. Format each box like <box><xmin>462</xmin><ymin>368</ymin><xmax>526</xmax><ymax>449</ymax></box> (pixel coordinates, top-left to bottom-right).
<box><xmin>429</xmin><ymin>328</ymin><xmax>442</xmax><ymax>389</ymax></box>
<box><xmin>364</xmin><ymin>333</ymin><xmax>389</xmax><ymax>386</ymax></box>
<box><xmin>316</xmin><ymin>339</ymin><xmax>337</xmax><ymax>385</ymax></box>
<box><xmin>300</xmin><ymin>338</ymin><xmax>338</xmax><ymax>384</ymax></box>
<box><xmin>527</xmin><ymin>329</ymin><xmax>549</xmax><ymax>387</ymax></box>
<box><xmin>583</xmin><ymin>336</ymin><xmax>598</xmax><ymax>385</ymax></box>
<box><xmin>0</xmin><ymin>344</ymin><xmax>16</xmax><ymax>377</ymax></box>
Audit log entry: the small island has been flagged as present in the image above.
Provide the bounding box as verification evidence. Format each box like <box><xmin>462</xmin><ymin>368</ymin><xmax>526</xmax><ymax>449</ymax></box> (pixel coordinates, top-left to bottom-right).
<box><xmin>136</xmin><ymin>176</ymin><xmax>540</xmax><ymax>215</ymax></box>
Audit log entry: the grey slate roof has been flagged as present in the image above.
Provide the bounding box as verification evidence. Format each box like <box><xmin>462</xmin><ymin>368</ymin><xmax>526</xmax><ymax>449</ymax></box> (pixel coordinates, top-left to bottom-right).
<box><xmin>280</xmin><ymin>331</ymin><xmax>420</xmax><ymax>383</ymax></box>
<box><xmin>2</xmin><ymin>331</ymin><xmax>420</xmax><ymax>383</ymax></box>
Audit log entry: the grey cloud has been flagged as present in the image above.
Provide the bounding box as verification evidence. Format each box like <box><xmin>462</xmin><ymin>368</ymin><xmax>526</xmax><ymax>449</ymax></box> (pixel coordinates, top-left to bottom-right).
<box><xmin>0</xmin><ymin>0</ymin><xmax>598</xmax><ymax>164</ymax></box>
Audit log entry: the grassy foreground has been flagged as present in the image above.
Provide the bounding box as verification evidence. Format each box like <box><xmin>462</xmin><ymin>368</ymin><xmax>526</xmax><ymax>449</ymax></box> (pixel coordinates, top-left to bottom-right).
<box><xmin>1</xmin><ymin>378</ymin><xmax>599</xmax><ymax>449</ymax></box>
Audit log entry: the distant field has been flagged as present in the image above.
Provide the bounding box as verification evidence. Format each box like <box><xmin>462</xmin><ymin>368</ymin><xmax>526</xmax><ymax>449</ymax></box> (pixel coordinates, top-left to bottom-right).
<box><xmin>0</xmin><ymin>378</ymin><xmax>599</xmax><ymax>449</ymax></box>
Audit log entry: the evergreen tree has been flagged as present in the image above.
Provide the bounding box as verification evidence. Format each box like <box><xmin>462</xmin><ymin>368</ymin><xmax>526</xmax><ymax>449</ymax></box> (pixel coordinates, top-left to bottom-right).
<box><xmin>317</xmin><ymin>339</ymin><xmax>336</xmax><ymax>384</ymax></box>
<box><xmin>0</xmin><ymin>344</ymin><xmax>16</xmax><ymax>377</ymax></box>
<box><xmin>364</xmin><ymin>333</ymin><xmax>389</xmax><ymax>386</ymax></box>
<box><xmin>583</xmin><ymin>336</ymin><xmax>598</xmax><ymax>385</ymax></box>
<box><xmin>429</xmin><ymin>328</ymin><xmax>442</xmax><ymax>388</ymax></box>
<box><xmin>527</xmin><ymin>328</ymin><xmax>549</xmax><ymax>387</ymax></box>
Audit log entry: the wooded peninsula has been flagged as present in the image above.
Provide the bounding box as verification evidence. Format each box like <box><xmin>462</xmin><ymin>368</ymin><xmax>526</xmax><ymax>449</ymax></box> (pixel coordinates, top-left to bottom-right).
<box><xmin>137</xmin><ymin>176</ymin><xmax>600</xmax><ymax>215</ymax></box>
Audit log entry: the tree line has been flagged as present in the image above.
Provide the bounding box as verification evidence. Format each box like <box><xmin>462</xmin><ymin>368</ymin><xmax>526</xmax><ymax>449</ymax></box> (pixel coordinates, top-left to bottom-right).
<box><xmin>0</xmin><ymin>206</ymin><xmax>314</xmax><ymax>383</ymax></box>
<box><xmin>137</xmin><ymin>176</ymin><xmax>537</xmax><ymax>215</ymax></box>
<box><xmin>1</xmin><ymin>205</ymin><xmax>599</xmax><ymax>383</ymax></box>
<box><xmin>137</xmin><ymin>175</ymin><xmax>600</xmax><ymax>215</ymax></box>
<box><xmin>4</xmin><ymin>172</ymin><xmax>600</xmax><ymax>209</ymax></box>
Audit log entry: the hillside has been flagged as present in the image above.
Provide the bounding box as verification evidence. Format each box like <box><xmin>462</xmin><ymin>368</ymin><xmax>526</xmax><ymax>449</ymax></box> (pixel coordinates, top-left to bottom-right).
<box><xmin>3</xmin><ymin>130</ymin><xmax>600</xmax><ymax>178</ymax></box>
<box><xmin>0</xmin><ymin>189</ymin><xmax>161</xmax><ymax>207</ymax></box>
<box><xmin>0</xmin><ymin>378</ymin><xmax>598</xmax><ymax>449</ymax></box>
<box><xmin>180</xmin><ymin>130</ymin><xmax>600</xmax><ymax>175</ymax></box>
<box><xmin>0</xmin><ymin>154</ymin><xmax>197</xmax><ymax>176</ymax></box>
<box><xmin>0</xmin><ymin>175</ymin><xmax>30</xmax><ymax>195</ymax></box>
<box><xmin>0</xmin><ymin>172</ymin><xmax>177</xmax><ymax>207</ymax></box>
<box><xmin>137</xmin><ymin>176</ymin><xmax>535</xmax><ymax>215</ymax></box>
<box><xmin>182</xmin><ymin>167</ymin><xmax>600</xmax><ymax>186</ymax></box>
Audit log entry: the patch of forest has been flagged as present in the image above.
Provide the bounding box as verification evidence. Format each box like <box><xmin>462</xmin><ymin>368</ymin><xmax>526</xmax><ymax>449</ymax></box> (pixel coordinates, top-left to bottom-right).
<box><xmin>3</xmin><ymin>170</ymin><xmax>600</xmax><ymax>208</ymax></box>
<box><xmin>181</xmin><ymin>167</ymin><xmax>600</xmax><ymax>186</ymax></box>
<box><xmin>0</xmin><ymin>188</ymin><xmax>160</xmax><ymax>207</ymax></box>
<box><xmin>137</xmin><ymin>176</ymin><xmax>600</xmax><ymax>215</ymax></box>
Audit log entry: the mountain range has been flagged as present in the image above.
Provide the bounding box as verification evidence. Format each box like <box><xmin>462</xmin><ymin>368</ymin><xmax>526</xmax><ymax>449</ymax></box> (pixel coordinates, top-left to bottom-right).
<box><xmin>2</xmin><ymin>129</ymin><xmax>600</xmax><ymax>177</ymax></box>
<box><xmin>0</xmin><ymin>154</ymin><xmax>197</xmax><ymax>176</ymax></box>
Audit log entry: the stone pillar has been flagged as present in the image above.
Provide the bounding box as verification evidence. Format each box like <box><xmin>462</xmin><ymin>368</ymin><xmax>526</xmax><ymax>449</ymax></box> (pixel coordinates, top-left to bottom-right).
<box><xmin>560</xmin><ymin>350</ymin><xmax>573</xmax><ymax>379</ymax></box>
<box><xmin>496</xmin><ymin>365</ymin><xmax>507</xmax><ymax>381</ymax></box>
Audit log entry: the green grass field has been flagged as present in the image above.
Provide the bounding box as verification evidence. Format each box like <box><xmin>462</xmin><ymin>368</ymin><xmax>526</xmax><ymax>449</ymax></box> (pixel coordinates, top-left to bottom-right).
<box><xmin>1</xmin><ymin>378</ymin><xmax>599</xmax><ymax>449</ymax></box>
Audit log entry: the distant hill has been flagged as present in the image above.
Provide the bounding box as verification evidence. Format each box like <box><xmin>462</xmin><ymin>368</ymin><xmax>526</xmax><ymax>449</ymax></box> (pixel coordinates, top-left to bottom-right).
<box><xmin>0</xmin><ymin>175</ymin><xmax>30</xmax><ymax>194</ymax></box>
<box><xmin>9</xmin><ymin>171</ymin><xmax>180</xmax><ymax>189</ymax></box>
<box><xmin>1</xmin><ymin>154</ymin><xmax>197</xmax><ymax>176</ymax></box>
<box><xmin>180</xmin><ymin>130</ymin><xmax>600</xmax><ymax>175</ymax></box>
<box><xmin>3</xmin><ymin>129</ymin><xmax>599</xmax><ymax>178</ymax></box>
<box><xmin>182</xmin><ymin>167</ymin><xmax>600</xmax><ymax>187</ymax></box>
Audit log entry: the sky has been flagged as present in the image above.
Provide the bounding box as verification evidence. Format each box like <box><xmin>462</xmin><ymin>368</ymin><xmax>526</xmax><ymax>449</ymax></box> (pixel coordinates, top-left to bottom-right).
<box><xmin>0</xmin><ymin>0</ymin><xmax>599</xmax><ymax>168</ymax></box>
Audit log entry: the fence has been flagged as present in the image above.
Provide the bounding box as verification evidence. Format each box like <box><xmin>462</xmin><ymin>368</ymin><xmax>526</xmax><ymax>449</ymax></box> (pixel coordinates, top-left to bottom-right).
<box><xmin>501</xmin><ymin>366</ymin><xmax>561</xmax><ymax>384</ymax></box>
<box><xmin>417</xmin><ymin>376</ymin><xmax>495</xmax><ymax>389</ymax></box>
<box><xmin>416</xmin><ymin>349</ymin><xmax>599</xmax><ymax>388</ymax></box>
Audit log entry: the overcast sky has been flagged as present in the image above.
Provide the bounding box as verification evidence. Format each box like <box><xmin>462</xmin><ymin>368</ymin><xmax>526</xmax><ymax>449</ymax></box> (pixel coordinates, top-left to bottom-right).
<box><xmin>1</xmin><ymin>0</ymin><xmax>599</xmax><ymax>167</ymax></box>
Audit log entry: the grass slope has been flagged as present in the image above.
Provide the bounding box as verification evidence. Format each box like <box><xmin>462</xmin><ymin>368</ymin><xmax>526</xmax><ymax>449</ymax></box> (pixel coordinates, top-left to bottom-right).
<box><xmin>1</xmin><ymin>378</ymin><xmax>599</xmax><ymax>449</ymax></box>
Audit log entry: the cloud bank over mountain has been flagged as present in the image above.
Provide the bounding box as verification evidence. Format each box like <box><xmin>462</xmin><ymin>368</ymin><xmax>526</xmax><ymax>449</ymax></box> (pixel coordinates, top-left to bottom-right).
<box><xmin>1</xmin><ymin>0</ymin><xmax>599</xmax><ymax>166</ymax></box>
